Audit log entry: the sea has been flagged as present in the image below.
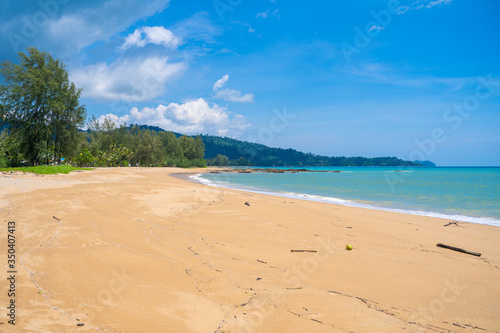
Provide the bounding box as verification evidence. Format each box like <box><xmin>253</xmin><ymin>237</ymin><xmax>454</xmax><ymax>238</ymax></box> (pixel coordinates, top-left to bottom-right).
<box><xmin>192</xmin><ymin>167</ymin><xmax>500</xmax><ymax>227</ymax></box>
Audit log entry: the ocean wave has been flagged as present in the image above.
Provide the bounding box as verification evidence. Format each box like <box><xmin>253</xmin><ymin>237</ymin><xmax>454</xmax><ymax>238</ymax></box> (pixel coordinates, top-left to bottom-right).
<box><xmin>190</xmin><ymin>174</ymin><xmax>500</xmax><ymax>227</ymax></box>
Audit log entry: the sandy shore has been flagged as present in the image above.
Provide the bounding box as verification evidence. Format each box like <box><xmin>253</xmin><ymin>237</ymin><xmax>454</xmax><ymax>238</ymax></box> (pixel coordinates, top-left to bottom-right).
<box><xmin>1</xmin><ymin>168</ymin><xmax>499</xmax><ymax>332</ymax></box>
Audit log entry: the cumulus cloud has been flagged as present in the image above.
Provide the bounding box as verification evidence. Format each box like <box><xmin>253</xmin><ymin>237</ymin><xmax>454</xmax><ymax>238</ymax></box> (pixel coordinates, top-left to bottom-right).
<box><xmin>122</xmin><ymin>26</ymin><xmax>179</xmax><ymax>49</ymax></box>
<box><xmin>97</xmin><ymin>98</ymin><xmax>250</xmax><ymax>136</ymax></box>
<box><xmin>71</xmin><ymin>56</ymin><xmax>186</xmax><ymax>102</ymax></box>
<box><xmin>214</xmin><ymin>88</ymin><xmax>254</xmax><ymax>103</ymax></box>
<box><xmin>213</xmin><ymin>75</ymin><xmax>229</xmax><ymax>90</ymax></box>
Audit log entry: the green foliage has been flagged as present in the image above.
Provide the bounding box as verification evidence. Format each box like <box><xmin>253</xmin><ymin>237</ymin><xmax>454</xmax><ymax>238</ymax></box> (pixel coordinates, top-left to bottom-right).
<box><xmin>81</xmin><ymin>122</ymin><xmax>207</xmax><ymax>168</ymax></box>
<box><xmin>188</xmin><ymin>158</ymin><xmax>207</xmax><ymax>168</ymax></box>
<box><xmin>179</xmin><ymin>135</ymin><xmax>205</xmax><ymax>160</ymax></box>
<box><xmin>94</xmin><ymin>144</ymin><xmax>131</xmax><ymax>167</ymax></box>
<box><xmin>0</xmin><ymin>129</ymin><xmax>10</xmax><ymax>167</ymax></box>
<box><xmin>0</xmin><ymin>47</ymin><xmax>86</xmax><ymax>165</ymax></box>
<box><xmin>75</xmin><ymin>148</ymin><xmax>94</xmax><ymax>167</ymax></box>
<box><xmin>235</xmin><ymin>156</ymin><xmax>251</xmax><ymax>166</ymax></box>
<box><xmin>0</xmin><ymin>165</ymin><xmax>92</xmax><ymax>175</ymax></box>
<box><xmin>0</xmin><ymin>129</ymin><xmax>23</xmax><ymax>167</ymax></box>
<box><xmin>210</xmin><ymin>154</ymin><xmax>230</xmax><ymax>166</ymax></box>
<box><xmin>0</xmin><ymin>153</ymin><xmax>6</xmax><ymax>168</ymax></box>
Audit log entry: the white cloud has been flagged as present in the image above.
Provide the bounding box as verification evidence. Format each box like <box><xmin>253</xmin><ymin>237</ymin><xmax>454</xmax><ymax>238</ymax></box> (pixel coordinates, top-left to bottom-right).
<box><xmin>256</xmin><ymin>10</ymin><xmax>269</xmax><ymax>18</ymax></box>
<box><xmin>397</xmin><ymin>0</ymin><xmax>452</xmax><ymax>14</ymax></box>
<box><xmin>369</xmin><ymin>25</ymin><xmax>384</xmax><ymax>32</ymax></box>
<box><xmin>212</xmin><ymin>75</ymin><xmax>254</xmax><ymax>102</ymax></box>
<box><xmin>255</xmin><ymin>8</ymin><xmax>279</xmax><ymax>19</ymax></box>
<box><xmin>97</xmin><ymin>98</ymin><xmax>250</xmax><ymax>136</ymax></box>
<box><xmin>122</xmin><ymin>26</ymin><xmax>180</xmax><ymax>49</ymax></box>
<box><xmin>123</xmin><ymin>29</ymin><xmax>144</xmax><ymax>48</ymax></box>
<box><xmin>71</xmin><ymin>56</ymin><xmax>186</xmax><ymax>102</ymax></box>
<box><xmin>215</xmin><ymin>88</ymin><xmax>254</xmax><ymax>103</ymax></box>
<box><xmin>418</xmin><ymin>0</ymin><xmax>452</xmax><ymax>9</ymax></box>
<box><xmin>213</xmin><ymin>75</ymin><xmax>229</xmax><ymax>90</ymax></box>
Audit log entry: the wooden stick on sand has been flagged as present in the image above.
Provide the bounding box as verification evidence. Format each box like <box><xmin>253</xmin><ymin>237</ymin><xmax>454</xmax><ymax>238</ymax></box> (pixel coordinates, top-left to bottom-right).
<box><xmin>437</xmin><ymin>243</ymin><xmax>481</xmax><ymax>257</ymax></box>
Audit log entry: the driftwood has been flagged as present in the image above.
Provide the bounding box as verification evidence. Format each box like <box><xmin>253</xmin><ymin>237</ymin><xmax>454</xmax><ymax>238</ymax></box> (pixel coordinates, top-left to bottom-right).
<box><xmin>436</xmin><ymin>243</ymin><xmax>481</xmax><ymax>257</ymax></box>
<box><xmin>444</xmin><ymin>221</ymin><xmax>464</xmax><ymax>228</ymax></box>
<box><xmin>291</xmin><ymin>249</ymin><xmax>317</xmax><ymax>253</ymax></box>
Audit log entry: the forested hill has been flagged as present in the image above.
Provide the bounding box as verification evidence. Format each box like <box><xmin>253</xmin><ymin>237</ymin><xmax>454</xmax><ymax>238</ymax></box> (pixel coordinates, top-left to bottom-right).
<box><xmin>133</xmin><ymin>125</ymin><xmax>421</xmax><ymax>167</ymax></box>
<box><xmin>200</xmin><ymin>135</ymin><xmax>421</xmax><ymax>167</ymax></box>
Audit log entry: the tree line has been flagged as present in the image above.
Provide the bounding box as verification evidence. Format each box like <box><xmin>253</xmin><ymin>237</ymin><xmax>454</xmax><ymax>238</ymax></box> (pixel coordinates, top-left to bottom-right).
<box><xmin>80</xmin><ymin>118</ymin><xmax>205</xmax><ymax>167</ymax></box>
<box><xmin>0</xmin><ymin>117</ymin><xmax>206</xmax><ymax>168</ymax></box>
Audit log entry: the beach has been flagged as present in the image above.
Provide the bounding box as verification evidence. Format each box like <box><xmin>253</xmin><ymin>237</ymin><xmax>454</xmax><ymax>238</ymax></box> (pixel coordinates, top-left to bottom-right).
<box><xmin>1</xmin><ymin>167</ymin><xmax>499</xmax><ymax>332</ymax></box>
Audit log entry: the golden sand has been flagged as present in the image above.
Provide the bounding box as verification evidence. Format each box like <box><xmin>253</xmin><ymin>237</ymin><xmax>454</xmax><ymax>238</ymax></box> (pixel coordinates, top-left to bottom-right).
<box><xmin>1</xmin><ymin>168</ymin><xmax>499</xmax><ymax>332</ymax></box>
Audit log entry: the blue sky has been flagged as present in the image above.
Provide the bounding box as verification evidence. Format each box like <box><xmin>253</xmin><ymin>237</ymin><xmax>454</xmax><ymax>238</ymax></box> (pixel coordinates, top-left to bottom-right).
<box><xmin>1</xmin><ymin>0</ymin><xmax>499</xmax><ymax>166</ymax></box>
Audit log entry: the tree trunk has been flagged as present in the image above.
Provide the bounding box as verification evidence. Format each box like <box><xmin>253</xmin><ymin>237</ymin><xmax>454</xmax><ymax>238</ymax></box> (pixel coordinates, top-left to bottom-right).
<box><xmin>54</xmin><ymin>133</ymin><xmax>58</xmax><ymax>164</ymax></box>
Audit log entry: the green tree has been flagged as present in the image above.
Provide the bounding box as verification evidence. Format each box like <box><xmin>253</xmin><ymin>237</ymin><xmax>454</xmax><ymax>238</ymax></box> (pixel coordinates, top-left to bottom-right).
<box><xmin>0</xmin><ymin>129</ymin><xmax>24</xmax><ymax>166</ymax></box>
<box><xmin>136</xmin><ymin>130</ymin><xmax>157</xmax><ymax>166</ymax></box>
<box><xmin>193</xmin><ymin>135</ymin><xmax>205</xmax><ymax>159</ymax></box>
<box><xmin>0</xmin><ymin>129</ymin><xmax>10</xmax><ymax>167</ymax></box>
<box><xmin>236</xmin><ymin>156</ymin><xmax>250</xmax><ymax>166</ymax></box>
<box><xmin>75</xmin><ymin>148</ymin><xmax>94</xmax><ymax>167</ymax></box>
<box><xmin>213</xmin><ymin>154</ymin><xmax>229</xmax><ymax>166</ymax></box>
<box><xmin>180</xmin><ymin>135</ymin><xmax>205</xmax><ymax>160</ymax></box>
<box><xmin>0</xmin><ymin>48</ymin><xmax>86</xmax><ymax>165</ymax></box>
<box><xmin>159</xmin><ymin>131</ymin><xmax>183</xmax><ymax>159</ymax></box>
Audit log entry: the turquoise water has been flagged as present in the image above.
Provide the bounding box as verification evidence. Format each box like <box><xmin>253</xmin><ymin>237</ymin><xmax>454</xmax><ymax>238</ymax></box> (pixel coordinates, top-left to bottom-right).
<box><xmin>194</xmin><ymin>167</ymin><xmax>500</xmax><ymax>226</ymax></box>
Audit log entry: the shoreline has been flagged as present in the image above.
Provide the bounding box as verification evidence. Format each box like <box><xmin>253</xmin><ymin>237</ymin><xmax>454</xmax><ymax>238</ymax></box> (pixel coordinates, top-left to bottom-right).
<box><xmin>1</xmin><ymin>167</ymin><xmax>499</xmax><ymax>332</ymax></box>
<box><xmin>188</xmin><ymin>170</ymin><xmax>500</xmax><ymax>228</ymax></box>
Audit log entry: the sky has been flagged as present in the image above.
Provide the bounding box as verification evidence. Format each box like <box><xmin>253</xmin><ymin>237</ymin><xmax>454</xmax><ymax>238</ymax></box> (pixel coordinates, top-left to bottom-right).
<box><xmin>1</xmin><ymin>0</ymin><xmax>499</xmax><ymax>166</ymax></box>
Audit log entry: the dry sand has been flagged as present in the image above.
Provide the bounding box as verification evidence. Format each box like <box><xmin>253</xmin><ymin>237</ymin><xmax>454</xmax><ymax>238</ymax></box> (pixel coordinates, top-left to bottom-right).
<box><xmin>0</xmin><ymin>167</ymin><xmax>499</xmax><ymax>332</ymax></box>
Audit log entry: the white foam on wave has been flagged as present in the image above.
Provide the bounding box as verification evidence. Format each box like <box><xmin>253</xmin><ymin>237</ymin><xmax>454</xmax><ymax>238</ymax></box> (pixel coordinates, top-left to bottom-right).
<box><xmin>191</xmin><ymin>173</ymin><xmax>500</xmax><ymax>227</ymax></box>
<box><xmin>190</xmin><ymin>173</ymin><xmax>212</xmax><ymax>185</ymax></box>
